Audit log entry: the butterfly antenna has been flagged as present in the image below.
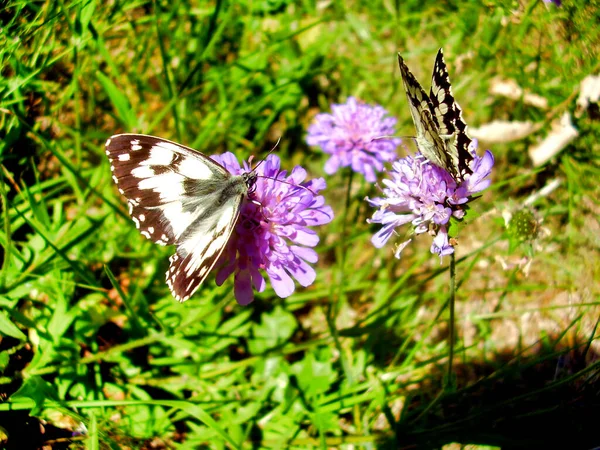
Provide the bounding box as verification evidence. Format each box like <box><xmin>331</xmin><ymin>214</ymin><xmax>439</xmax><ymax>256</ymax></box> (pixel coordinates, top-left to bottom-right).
<box><xmin>249</xmin><ymin>137</ymin><xmax>318</xmax><ymax>196</ymax></box>
<box><xmin>251</xmin><ymin>136</ymin><xmax>282</xmax><ymax>173</ymax></box>
<box><xmin>371</xmin><ymin>135</ymin><xmax>395</xmax><ymax>141</ymax></box>
<box><xmin>371</xmin><ymin>134</ymin><xmax>414</xmax><ymax>142</ymax></box>
<box><xmin>257</xmin><ymin>175</ymin><xmax>318</xmax><ymax>197</ymax></box>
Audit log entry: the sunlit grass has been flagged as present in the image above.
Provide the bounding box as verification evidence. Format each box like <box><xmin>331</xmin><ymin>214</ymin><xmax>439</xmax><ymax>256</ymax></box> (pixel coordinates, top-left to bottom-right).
<box><xmin>1</xmin><ymin>0</ymin><xmax>599</xmax><ymax>448</ymax></box>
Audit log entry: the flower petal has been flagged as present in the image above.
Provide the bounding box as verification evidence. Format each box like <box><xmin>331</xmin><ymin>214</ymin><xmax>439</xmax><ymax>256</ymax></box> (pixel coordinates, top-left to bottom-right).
<box><xmin>234</xmin><ymin>269</ymin><xmax>255</xmax><ymax>306</ymax></box>
<box><xmin>291</xmin><ymin>246</ymin><xmax>318</xmax><ymax>263</ymax></box>
<box><xmin>287</xmin><ymin>258</ymin><xmax>316</xmax><ymax>287</ymax></box>
<box><xmin>267</xmin><ymin>265</ymin><xmax>296</xmax><ymax>298</ymax></box>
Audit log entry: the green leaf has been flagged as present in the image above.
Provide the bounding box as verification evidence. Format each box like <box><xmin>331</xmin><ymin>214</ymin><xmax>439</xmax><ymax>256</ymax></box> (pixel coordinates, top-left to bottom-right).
<box><xmin>0</xmin><ymin>351</ymin><xmax>10</xmax><ymax>372</ymax></box>
<box><xmin>292</xmin><ymin>351</ymin><xmax>335</xmax><ymax>399</ymax></box>
<box><xmin>11</xmin><ymin>376</ymin><xmax>59</xmax><ymax>416</ymax></box>
<box><xmin>79</xmin><ymin>0</ymin><xmax>97</xmax><ymax>33</ymax></box>
<box><xmin>248</xmin><ymin>306</ymin><xmax>297</xmax><ymax>354</ymax></box>
<box><xmin>96</xmin><ymin>72</ymin><xmax>137</xmax><ymax>129</ymax></box>
<box><xmin>0</xmin><ymin>311</ymin><xmax>27</xmax><ymax>340</ymax></box>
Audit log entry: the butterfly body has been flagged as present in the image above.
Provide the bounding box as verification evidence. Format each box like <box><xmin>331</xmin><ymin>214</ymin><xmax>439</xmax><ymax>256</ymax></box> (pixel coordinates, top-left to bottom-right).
<box><xmin>105</xmin><ymin>133</ymin><xmax>255</xmax><ymax>302</ymax></box>
<box><xmin>397</xmin><ymin>49</ymin><xmax>473</xmax><ymax>183</ymax></box>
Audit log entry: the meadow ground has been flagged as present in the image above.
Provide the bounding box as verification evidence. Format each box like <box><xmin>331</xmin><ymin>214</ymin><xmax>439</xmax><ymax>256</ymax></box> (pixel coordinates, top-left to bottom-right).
<box><xmin>1</xmin><ymin>0</ymin><xmax>600</xmax><ymax>448</ymax></box>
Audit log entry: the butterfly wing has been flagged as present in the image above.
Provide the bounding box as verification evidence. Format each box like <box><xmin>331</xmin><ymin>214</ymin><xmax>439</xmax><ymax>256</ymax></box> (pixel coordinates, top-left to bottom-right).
<box><xmin>417</xmin><ymin>108</ymin><xmax>450</xmax><ymax>171</ymax></box>
<box><xmin>166</xmin><ymin>178</ymin><xmax>245</xmax><ymax>302</ymax></box>
<box><xmin>105</xmin><ymin>133</ymin><xmax>248</xmax><ymax>302</ymax></box>
<box><xmin>398</xmin><ymin>53</ymin><xmax>456</xmax><ymax>177</ymax></box>
<box><xmin>397</xmin><ymin>53</ymin><xmax>437</xmax><ymax>139</ymax></box>
<box><xmin>429</xmin><ymin>49</ymin><xmax>473</xmax><ymax>180</ymax></box>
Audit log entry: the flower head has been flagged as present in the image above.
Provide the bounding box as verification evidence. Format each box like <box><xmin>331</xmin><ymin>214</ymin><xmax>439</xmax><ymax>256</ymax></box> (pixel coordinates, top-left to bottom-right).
<box><xmin>211</xmin><ymin>152</ymin><xmax>334</xmax><ymax>305</ymax></box>
<box><xmin>306</xmin><ymin>97</ymin><xmax>401</xmax><ymax>182</ymax></box>
<box><xmin>366</xmin><ymin>142</ymin><xmax>494</xmax><ymax>259</ymax></box>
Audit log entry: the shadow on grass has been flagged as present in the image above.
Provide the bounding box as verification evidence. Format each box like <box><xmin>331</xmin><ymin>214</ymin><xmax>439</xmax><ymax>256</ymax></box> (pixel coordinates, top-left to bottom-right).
<box><xmin>379</xmin><ymin>342</ymin><xmax>600</xmax><ymax>449</ymax></box>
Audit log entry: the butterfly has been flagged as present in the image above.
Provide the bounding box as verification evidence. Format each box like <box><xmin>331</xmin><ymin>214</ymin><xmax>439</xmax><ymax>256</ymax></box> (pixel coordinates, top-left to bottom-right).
<box><xmin>105</xmin><ymin>134</ymin><xmax>257</xmax><ymax>302</ymax></box>
<box><xmin>397</xmin><ymin>48</ymin><xmax>473</xmax><ymax>183</ymax></box>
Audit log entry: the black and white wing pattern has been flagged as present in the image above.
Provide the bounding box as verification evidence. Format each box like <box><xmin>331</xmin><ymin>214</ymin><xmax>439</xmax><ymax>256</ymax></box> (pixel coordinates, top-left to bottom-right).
<box><xmin>429</xmin><ymin>49</ymin><xmax>473</xmax><ymax>179</ymax></box>
<box><xmin>397</xmin><ymin>48</ymin><xmax>473</xmax><ymax>182</ymax></box>
<box><xmin>105</xmin><ymin>134</ymin><xmax>254</xmax><ymax>302</ymax></box>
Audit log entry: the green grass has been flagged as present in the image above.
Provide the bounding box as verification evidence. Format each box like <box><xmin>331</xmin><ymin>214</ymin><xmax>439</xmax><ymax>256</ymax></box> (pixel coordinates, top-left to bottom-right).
<box><xmin>1</xmin><ymin>0</ymin><xmax>600</xmax><ymax>448</ymax></box>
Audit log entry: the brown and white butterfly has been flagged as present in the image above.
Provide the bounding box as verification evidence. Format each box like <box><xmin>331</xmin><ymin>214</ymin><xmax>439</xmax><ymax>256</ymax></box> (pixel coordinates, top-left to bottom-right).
<box><xmin>105</xmin><ymin>134</ymin><xmax>256</xmax><ymax>302</ymax></box>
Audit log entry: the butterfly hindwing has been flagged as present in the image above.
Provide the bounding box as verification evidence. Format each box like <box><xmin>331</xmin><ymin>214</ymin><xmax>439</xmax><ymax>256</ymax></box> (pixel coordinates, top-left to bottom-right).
<box><xmin>105</xmin><ymin>133</ymin><xmax>250</xmax><ymax>302</ymax></box>
<box><xmin>418</xmin><ymin>108</ymin><xmax>449</xmax><ymax>167</ymax></box>
<box><xmin>166</xmin><ymin>183</ymin><xmax>245</xmax><ymax>302</ymax></box>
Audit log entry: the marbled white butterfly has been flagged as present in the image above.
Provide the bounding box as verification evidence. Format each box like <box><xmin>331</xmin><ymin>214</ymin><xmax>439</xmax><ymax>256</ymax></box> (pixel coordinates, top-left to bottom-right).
<box><xmin>397</xmin><ymin>49</ymin><xmax>473</xmax><ymax>183</ymax></box>
<box><xmin>105</xmin><ymin>134</ymin><xmax>257</xmax><ymax>302</ymax></box>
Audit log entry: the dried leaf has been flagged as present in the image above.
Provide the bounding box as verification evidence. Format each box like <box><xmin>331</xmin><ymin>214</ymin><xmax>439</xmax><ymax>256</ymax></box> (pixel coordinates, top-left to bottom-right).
<box><xmin>575</xmin><ymin>74</ymin><xmax>600</xmax><ymax>118</ymax></box>
<box><xmin>490</xmin><ymin>78</ymin><xmax>549</xmax><ymax>109</ymax></box>
<box><xmin>470</xmin><ymin>120</ymin><xmax>539</xmax><ymax>143</ymax></box>
<box><xmin>528</xmin><ymin>112</ymin><xmax>578</xmax><ymax>167</ymax></box>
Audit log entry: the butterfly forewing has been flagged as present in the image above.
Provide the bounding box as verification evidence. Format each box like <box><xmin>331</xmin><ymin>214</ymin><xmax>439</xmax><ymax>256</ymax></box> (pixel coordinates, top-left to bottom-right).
<box><xmin>397</xmin><ymin>53</ymin><xmax>438</xmax><ymax>133</ymax></box>
<box><xmin>429</xmin><ymin>50</ymin><xmax>458</xmax><ymax>137</ymax></box>
<box><xmin>105</xmin><ymin>133</ymin><xmax>250</xmax><ymax>302</ymax></box>
<box><xmin>429</xmin><ymin>49</ymin><xmax>473</xmax><ymax>178</ymax></box>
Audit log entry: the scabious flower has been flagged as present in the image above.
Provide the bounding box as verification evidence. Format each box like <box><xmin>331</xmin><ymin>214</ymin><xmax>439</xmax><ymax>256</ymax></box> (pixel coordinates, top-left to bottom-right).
<box><xmin>366</xmin><ymin>141</ymin><xmax>494</xmax><ymax>259</ymax></box>
<box><xmin>306</xmin><ymin>97</ymin><xmax>402</xmax><ymax>182</ymax></box>
<box><xmin>211</xmin><ymin>153</ymin><xmax>334</xmax><ymax>305</ymax></box>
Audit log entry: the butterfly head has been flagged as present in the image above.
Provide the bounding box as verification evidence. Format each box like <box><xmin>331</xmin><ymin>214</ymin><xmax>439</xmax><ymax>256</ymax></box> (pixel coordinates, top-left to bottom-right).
<box><xmin>243</xmin><ymin>171</ymin><xmax>258</xmax><ymax>195</ymax></box>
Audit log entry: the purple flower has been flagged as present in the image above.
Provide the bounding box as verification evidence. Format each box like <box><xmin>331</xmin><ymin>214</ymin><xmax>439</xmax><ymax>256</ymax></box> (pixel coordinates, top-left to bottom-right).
<box><xmin>306</xmin><ymin>97</ymin><xmax>401</xmax><ymax>182</ymax></box>
<box><xmin>543</xmin><ymin>0</ymin><xmax>561</xmax><ymax>5</ymax></box>
<box><xmin>210</xmin><ymin>153</ymin><xmax>334</xmax><ymax>305</ymax></box>
<box><xmin>366</xmin><ymin>141</ymin><xmax>494</xmax><ymax>259</ymax></box>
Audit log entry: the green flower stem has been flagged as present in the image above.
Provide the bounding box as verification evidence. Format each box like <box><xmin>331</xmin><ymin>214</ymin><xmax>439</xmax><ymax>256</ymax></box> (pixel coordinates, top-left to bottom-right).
<box><xmin>327</xmin><ymin>169</ymin><xmax>355</xmax><ymax>386</ymax></box>
<box><xmin>445</xmin><ymin>251</ymin><xmax>457</xmax><ymax>390</ymax></box>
